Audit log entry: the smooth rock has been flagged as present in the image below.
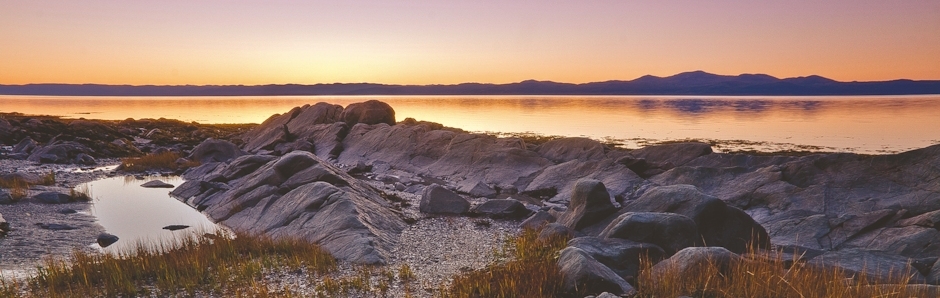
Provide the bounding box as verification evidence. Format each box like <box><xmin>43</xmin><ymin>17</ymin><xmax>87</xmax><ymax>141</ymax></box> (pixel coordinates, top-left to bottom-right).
<box><xmin>457</xmin><ymin>180</ymin><xmax>498</xmax><ymax>198</ymax></box>
<box><xmin>188</xmin><ymin>139</ymin><xmax>244</xmax><ymax>163</ymax></box>
<box><xmin>600</xmin><ymin>212</ymin><xmax>698</xmax><ymax>256</ymax></box>
<box><xmin>0</xmin><ymin>190</ymin><xmax>12</xmax><ymax>205</ymax></box>
<box><xmin>340</xmin><ymin>100</ymin><xmax>396</xmax><ymax>126</ymax></box>
<box><xmin>808</xmin><ymin>249</ymin><xmax>926</xmax><ymax>284</ymax></box>
<box><xmin>419</xmin><ymin>184</ymin><xmax>470</xmax><ymax>215</ymax></box>
<box><xmin>623</xmin><ymin>184</ymin><xmax>770</xmax><ymax>253</ymax></box>
<box><xmin>521</xmin><ymin>210</ymin><xmax>556</xmax><ymax>230</ymax></box>
<box><xmin>568</xmin><ymin>236</ymin><xmax>665</xmax><ymax>279</ymax></box>
<box><xmin>33</xmin><ymin>192</ymin><xmax>73</xmax><ymax>204</ymax></box>
<box><xmin>470</xmin><ymin>199</ymin><xmax>531</xmax><ymax>219</ymax></box>
<box><xmin>557</xmin><ymin>179</ymin><xmax>617</xmax><ymax>230</ymax></box>
<box><xmin>538</xmin><ymin>223</ymin><xmax>574</xmax><ymax>243</ymax></box>
<box><xmin>27</xmin><ymin>141</ymin><xmax>95</xmax><ymax>164</ymax></box>
<box><xmin>13</xmin><ymin>137</ymin><xmax>37</xmax><ymax>154</ymax></box>
<box><xmin>537</xmin><ymin>137</ymin><xmax>607</xmax><ymax>163</ymax></box>
<box><xmin>649</xmin><ymin>247</ymin><xmax>743</xmax><ymax>282</ymax></box>
<box><xmin>97</xmin><ymin>233</ymin><xmax>119</xmax><ymax>247</ymax></box>
<box><xmin>558</xmin><ymin>247</ymin><xmax>637</xmax><ymax>296</ymax></box>
<box><xmin>140</xmin><ymin>180</ymin><xmax>175</xmax><ymax>188</ymax></box>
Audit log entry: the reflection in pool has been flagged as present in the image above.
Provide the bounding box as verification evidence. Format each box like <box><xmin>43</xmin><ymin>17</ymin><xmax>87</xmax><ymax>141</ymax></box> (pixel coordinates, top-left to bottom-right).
<box><xmin>79</xmin><ymin>176</ymin><xmax>226</xmax><ymax>252</ymax></box>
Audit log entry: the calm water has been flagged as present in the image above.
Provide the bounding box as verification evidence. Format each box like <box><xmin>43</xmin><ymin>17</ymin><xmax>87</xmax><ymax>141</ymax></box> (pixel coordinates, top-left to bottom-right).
<box><xmin>3</xmin><ymin>95</ymin><xmax>940</xmax><ymax>154</ymax></box>
<box><xmin>79</xmin><ymin>176</ymin><xmax>224</xmax><ymax>252</ymax></box>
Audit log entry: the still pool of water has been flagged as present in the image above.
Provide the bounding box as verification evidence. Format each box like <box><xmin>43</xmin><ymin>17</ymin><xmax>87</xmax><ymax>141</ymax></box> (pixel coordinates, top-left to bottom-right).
<box><xmin>78</xmin><ymin>176</ymin><xmax>225</xmax><ymax>252</ymax></box>
<box><xmin>3</xmin><ymin>95</ymin><xmax>940</xmax><ymax>154</ymax></box>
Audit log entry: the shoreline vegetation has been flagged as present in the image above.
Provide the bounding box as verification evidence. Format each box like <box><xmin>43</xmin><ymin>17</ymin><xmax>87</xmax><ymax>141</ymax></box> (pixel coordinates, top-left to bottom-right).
<box><xmin>3</xmin><ymin>100</ymin><xmax>940</xmax><ymax>297</ymax></box>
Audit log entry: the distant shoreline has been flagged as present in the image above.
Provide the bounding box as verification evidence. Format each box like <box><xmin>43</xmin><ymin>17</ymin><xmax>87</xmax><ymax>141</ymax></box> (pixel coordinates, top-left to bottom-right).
<box><xmin>3</xmin><ymin>71</ymin><xmax>940</xmax><ymax>96</ymax></box>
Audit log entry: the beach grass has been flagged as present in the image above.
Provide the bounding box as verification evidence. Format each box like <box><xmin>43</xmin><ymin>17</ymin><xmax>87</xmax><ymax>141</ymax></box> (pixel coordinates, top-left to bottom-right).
<box><xmin>2</xmin><ymin>231</ymin><xmax>335</xmax><ymax>297</ymax></box>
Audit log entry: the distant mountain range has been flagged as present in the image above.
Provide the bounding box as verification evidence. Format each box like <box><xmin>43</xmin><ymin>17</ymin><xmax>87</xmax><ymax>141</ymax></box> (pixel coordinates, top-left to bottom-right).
<box><xmin>2</xmin><ymin>71</ymin><xmax>939</xmax><ymax>96</ymax></box>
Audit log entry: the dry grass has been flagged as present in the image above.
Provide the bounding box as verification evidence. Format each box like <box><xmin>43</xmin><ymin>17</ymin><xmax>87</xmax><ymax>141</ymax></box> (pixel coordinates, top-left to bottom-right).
<box><xmin>0</xmin><ymin>171</ymin><xmax>56</xmax><ymax>202</ymax></box>
<box><xmin>2</xmin><ymin>231</ymin><xmax>335</xmax><ymax>297</ymax></box>
<box><xmin>445</xmin><ymin>227</ymin><xmax>572</xmax><ymax>298</ymax></box>
<box><xmin>636</xmin><ymin>247</ymin><xmax>922</xmax><ymax>298</ymax></box>
<box><xmin>120</xmin><ymin>152</ymin><xmax>200</xmax><ymax>172</ymax></box>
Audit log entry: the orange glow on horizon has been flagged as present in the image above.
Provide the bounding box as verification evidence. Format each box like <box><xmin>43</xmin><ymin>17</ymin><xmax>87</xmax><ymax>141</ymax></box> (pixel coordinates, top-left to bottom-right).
<box><xmin>2</xmin><ymin>1</ymin><xmax>939</xmax><ymax>85</ymax></box>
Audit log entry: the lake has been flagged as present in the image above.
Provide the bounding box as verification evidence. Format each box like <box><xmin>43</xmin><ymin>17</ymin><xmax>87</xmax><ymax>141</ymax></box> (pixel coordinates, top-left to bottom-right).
<box><xmin>2</xmin><ymin>95</ymin><xmax>940</xmax><ymax>154</ymax></box>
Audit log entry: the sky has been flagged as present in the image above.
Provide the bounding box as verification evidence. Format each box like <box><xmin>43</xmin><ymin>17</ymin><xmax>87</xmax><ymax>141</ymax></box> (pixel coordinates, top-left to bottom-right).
<box><xmin>2</xmin><ymin>0</ymin><xmax>939</xmax><ymax>85</ymax></box>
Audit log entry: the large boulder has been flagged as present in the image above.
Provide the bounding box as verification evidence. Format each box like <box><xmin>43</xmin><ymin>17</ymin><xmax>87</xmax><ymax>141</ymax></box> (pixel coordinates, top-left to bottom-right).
<box><xmin>27</xmin><ymin>141</ymin><xmax>96</xmax><ymax>165</ymax></box>
<box><xmin>537</xmin><ymin>137</ymin><xmax>607</xmax><ymax>163</ymax></box>
<box><xmin>600</xmin><ymin>212</ymin><xmax>699</xmax><ymax>256</ymax></box>
<box><xmin>13</xmin><ymin>137</ymin><xmax>38</xmax><ymax>155</ymax></box>
<box><xmin>340</xmin><ymin>100</ymin><xmax>396</xmax><ymax>126</ymax></box>
<box><xmin>188</xmin><ymin>139</ymin><xmax>244</xmax><ymax>163</ymax></box>
<box><xmin>241</xmin><ymin>103</ymin><xmax>345</xmax><ymax>154</ymax></box>
<box><xmin>419</xmin><ymin>184</ymin><xmax>470</xmax><ymax>215</ymax></box>
<box><xmin>557</xmin><ymin>180</ymin><xmax>617</xmax><ymax>230</ymax></box>
<box><xmin>521</xmin><ymin>210</ymin><xmax>556</xmax><ymax>230</ymax></box>
<box><xmin>33</xmin><ymin>192</ymin><xmax>73</xmax><ymax>204</ymax></box>
<box><xmin>469</xmin><ymin>199</ymin><xmax>531</xmax><ymax>219</ymax></box>
<box><xmin>558</xmin><ymin>246</ymin><xmax>637</xmax><ymax>296</ymax></box>
<box><xmin>648</xmin><ymin>246</ymin><xmax>743</xmax><ymax>283</ymax></box>
<box><xmin>623</xmin><ymin>184</ymin><xmax>769</xmax><ymax>253</ymax></box>
<box><xmin>171</xmin><ymin>151</ymin><xmax>407</xmax><ymax>264</ymax></box>
<box><xmin>567</xmin><ymin>236</ymin><xmax>665</xmax><ymax>279</ymax></box>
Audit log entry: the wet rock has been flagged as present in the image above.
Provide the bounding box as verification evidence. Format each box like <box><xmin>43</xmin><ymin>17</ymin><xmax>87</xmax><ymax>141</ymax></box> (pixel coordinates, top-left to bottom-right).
<box><xmin>470</xmin><ymin>199</ymin><xmax>531</xmax><ymax>219</ymax></box>
<box><xmin>140</xmin><ymin>180</ymin><xmax>175</xmax><ymax>188</ymax></box>
<box><xmin>420</xmin><ymin>184</ymin><xmax>470</xmax><ymax>215</ymax></box>
<box><xmin>557</xmin><ymin>179</ymin><xmax>617</xmax><ymax>230</ymax></box>
<box><xmin>97</xmin><ymin>233</ymin><xmax>119</xmax><ymax>247</ymax></box>
<box><xmin>188</xmin><ymin>139</ymin><xmax>244</xmax><ymax>163</ymax></box>
<box><xmin>558</xmin><ymin>246</ymin><xmax>637</xmax><ymax>296</ymax></box>
<box><xmin>162</xmin><ymin>225</ymin><xmax>190</xmax><ymax>231</ymax></box>
<box><xmin>623</xmin><ymin>184</ymin><xmax>770</xmax><ymax>253</ymax></box>
<box><xmin>568</xmin><ymin>236</ymin><xmax>665</xmax><ymax>279</ymax></box>
<box><xmin>649</xmin><ymin>247</ymin><xmax>743</xmax><ymax>282</ymax></box>
<box><xmin>538</xmin><ymin>223</ymin><xmax>574</xmax><ymax>242</ymax></box>
<box><xmin>521</xmin><ymin>210</ymin><xmax>556</xmax><ymax>230</ymax></box>
<box><xmin>808</xmin><ymin>249</ymin><xmax>926</xmax><ymax>284</ymax></box>
<box><xmin>340</xmin><ymin>100</ymin><xmax>396</xmax><ymax>126</ymax></box>
<box><xmin>33</xmin><ymin>192</ymin><xmax>73</xmax><ymax>204</ymax></box>
<box><xmin>600</xmin><ymin>212</ymin><xmax>698</xmax><ymax>256</ymax></box>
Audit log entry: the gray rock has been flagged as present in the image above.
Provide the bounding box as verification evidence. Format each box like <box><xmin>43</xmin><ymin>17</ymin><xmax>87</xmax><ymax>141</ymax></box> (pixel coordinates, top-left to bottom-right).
<box><xmin>808</xmin><ymin>249</ymin><xmax>926</xmax><ymax>284</ymax></box>
<box><xmin>649</xmin><ymin>247</ymin><xmax>743</xmax><ymax>282</ymax></box>
<box><xmin>457</xmin><ymin>180</ymin><xmax>497</xmax><ymax>198</ymax></box>
<box><xmin>162</xmin><ymin>225</ymin><xmax>190</xmax><ymax>231</ymax></box>
<box><xmin>0</xmin><ymin>190</ymin><xmax>12</xmax><ymax>205</ymax></box>
<box><xmin>627</xmin><ymin>142</ymin><xmax>712</xmax><ymax>169</ymax></box>
<box><xmin>340</xmin><ymin>100</ymin><xmax>396</xmax><ymax>126</ymax></box>
<box><xmin>558</xmin><ymin>247</ymin><xmax>637</xmax><ymax>296</ymax></box>
<box><xmin>538</xmin><ymin>223</ymin><xmax>574</xmax><ymax>243</ymax></box>
<box><xmin>188</xmin><ymin>139</ymin><xmax>244</xmax><ymax>163</ymax></box>
<box><xmin>140</xmin><ymin>180</ymin><xmax>175</xmax><ymax>188</ymax></box>
<box><xmin>97</xmin><ymin>233</ymin><xmax>119</xmax><ymax>247</ymax></box>
<box><xmin>521</xmin><ymin>210</ymin><xmax>556</xmax><ymax>230</ymax></box>
<box><xmin>13</xmin><ymin>137</ymin><xmax>37</xmax><ymax>154</ymax></box>
<box><xmin>470</xmin><ymin>199</ymin><xmax>531</xmax><ymax>219</ymax></box>
<box><xmin>595</xmin><ymin>292</ymin><xmax>620</xmax><ymax>298</ymax></box>
<box><xmin>220</xmin><ymin>155</ymin><xmax>276</xmax><ymax>180</ymax></box>
<box><xmin>37</xmin><ymin>223</ymin><xmax>77</xmax><ymax>230</ymax></box>
<box><xmin>33</xmin><ymin>192</ymin><xmax>73</xmax><ymax>204</ymax></box>
<box><xmin>170</xmin><ymin>151</ymin><xmax>407</xmax><ymax>264</ymax></box>
<box><xmin>27</xmin><ymin>141</ymin><xmax>95</xmax><ymax>164</ymax></box>
<box><xmin>537</xmin><ymin>137</ymin><xmax>607</xmax><ymax>163</ymax></box>
<box><xmin>568</xmin><ymin>236</ymin><xmax>665</xmax><ymax>279</ymax></box>
<box><xmin>929</xmin><ymin>258</ymin><xmax>940</xmax><ymax>285</ymax></box>
<box><xmin>0</xmin><ymin>172</ymin><xmax>42</xmax><ymax>185</ymax></box>
<box><xmin>273</xmin><ymin>139</ymin><xmax>314</xmax><ymax>155</ymax></box>
<box><xmin>419</xmin><ymin>184</ymin><xmax>470</xmax><ymax>215</ymax></box>
<box><xmin>0</xmin><ymin>212</ymin><xmax>9</xmax><ymax>236</ymax></box>
<box><xmin>600</xmin><ymin>212</ymin><xmax>698</xmax><ymax>256</ymax></box>
<box><xmin>557</xmin><ymin>179</ymin><xmax>617</xmax><ymax>230</ymax></box>
<box><xmin>623</xmin><ymin>184</ymin><xmax>769</xmax><ymax>253</ymax></box>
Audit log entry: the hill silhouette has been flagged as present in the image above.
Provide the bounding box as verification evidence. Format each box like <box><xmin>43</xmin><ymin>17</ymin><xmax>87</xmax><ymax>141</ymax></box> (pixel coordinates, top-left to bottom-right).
<box><xmin>2</xmin><ymin>71</ymin><xmax>939</xmax><ymax>96</ymax></box>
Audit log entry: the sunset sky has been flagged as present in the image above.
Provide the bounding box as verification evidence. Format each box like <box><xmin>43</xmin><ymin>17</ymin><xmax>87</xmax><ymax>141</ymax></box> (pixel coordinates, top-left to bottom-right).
<box><xmin>2</xmin><ymin>0</ymin><xmax>939</xmax><ymax>85</ymax></box>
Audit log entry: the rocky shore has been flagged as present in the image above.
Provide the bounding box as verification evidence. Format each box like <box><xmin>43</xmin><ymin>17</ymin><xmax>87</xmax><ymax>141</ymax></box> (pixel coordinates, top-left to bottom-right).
<box><xmin>3</xmin><ymin>100</ymin><xmax>940</xmax><ymax>296</ymax></box>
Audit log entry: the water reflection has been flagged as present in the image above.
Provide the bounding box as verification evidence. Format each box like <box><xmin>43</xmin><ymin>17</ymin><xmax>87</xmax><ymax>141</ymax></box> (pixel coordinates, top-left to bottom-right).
<box><xmin>2</xmin><ymin>95</ymin><xmax>940</xmax><ymax>154</ymax></box>
<box><xmin>79</xmin><ymin>176</ymin><xmax>224</xmax><ymax>252</ymax></box>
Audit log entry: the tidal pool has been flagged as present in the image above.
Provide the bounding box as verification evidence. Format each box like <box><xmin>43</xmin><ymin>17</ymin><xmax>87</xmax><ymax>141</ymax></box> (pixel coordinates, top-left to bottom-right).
<box><xmin>79</xmin><ymin>176</ymin><xmax>225</xmax><ymax>252</ymax></box>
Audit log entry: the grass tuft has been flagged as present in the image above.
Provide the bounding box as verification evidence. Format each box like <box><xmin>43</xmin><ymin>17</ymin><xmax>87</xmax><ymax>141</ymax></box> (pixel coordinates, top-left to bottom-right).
<box><xmin>120</xmin><ymin>152</ymin><xmax>199</xmax><ymax>172</ymax></box>
<box><xmin>3</xmin><ymin>231</ymin><xmax>335</xmax><ymax>297</ymax></box>
<box><xmin>445</xmin><ymin>227</ymin><xmax>570</xmax><ymax>298</ymax></box>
